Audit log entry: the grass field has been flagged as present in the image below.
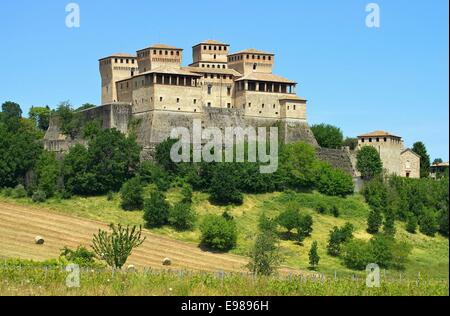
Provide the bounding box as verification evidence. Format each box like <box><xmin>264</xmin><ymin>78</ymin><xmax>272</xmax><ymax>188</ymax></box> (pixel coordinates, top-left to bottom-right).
<box><xmin>0</xmin><ymin>264</ymin><xmax>447</xmax><ymax>296</ymax></box>
<box><xmin>1</xmin><ymin>188</ymin><xmax>448</xmax><ymax>281</ymax></box>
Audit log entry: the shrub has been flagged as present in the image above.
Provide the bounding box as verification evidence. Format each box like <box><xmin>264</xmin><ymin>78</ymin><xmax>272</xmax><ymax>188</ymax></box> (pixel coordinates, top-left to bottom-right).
<box><xmin>315</xmin><ymin>202</ymin><xmax>329</xmax><ymax>214</ymax></box>
<box><xmin>120</xmin><ymin>177</ymin><xmax>144</xmax><ymax>211</ymax></box>
<box><xmin>32</xmin><ymin>190</ymin><xmax>47</xmax><ymax>203</ymax></box>
<box><xmin>316</xmin><ymin>164</ymin><xmax>354</xmax><ymax>197</ymax></box>
<box><xmin>92</xmin><ymin>224</ymin><xmax>146</xmax><ymax>269</ymax></box>
<box><xmin>419</xmin><ymin>209</ymin><xmax>439</xmax><ymax>237</ymax></box>
<box><xmin>60</xmin><ymin>246</ymin><xmax>96</xmax><ymax>267</ymax></box>
<box><xmin>107</xmin><ymin>191</ymin><xmax>114</xmax><ymax>201</ymax></box>
<box><xmin>438</xmin><ymin>209</ymin><xmax>449</xmax><ymax>237</ymax></box>
<box><xmin>209</xmin><ymin>163</ymin><xmax>243</xmax><ymax>206</ymax></box>
<box><xmin>3</xmin><ymin>188</ymin><xmax>13</xmax><ymax>197</ymax></box>
<box><xmin>332</xmin><ymin>205</ymin><xmax>340</xmax><ymax>218</ymax></box>
<box><xmin>367</xmin><ymin>208</ymin><xmax>383</xmax><ymax>234</ymax></box>
<box><xmin>370</xmin><ymin>235</ymin><xmax>411</xmax><ymax>270</ymax></box>
<box><xmin>200</xmin><ymin>215</ymin><xmax>237</xmax><ymax>251</ymax></box>
<box><xmin>12</xmin><ymin>184</ymin><xmax>27</xmax><ymax>198</ymax></box>
<box><xmin>341</xmin><ymin>239</ymin><xmax>373</xmax><ymax>271</ymax></box>
<box><xmin>277</xmin><ymin>208</ymin><xmax>300</xmax><ymax>235</ymax></box>
<box><xmin>143</xmin><ymin>190</ymin><xmax>170</xmax><ymax>228</ymax></box>
<box><xmin>310</xmin><ymin>123</ymin><xmax>343</xmax><ymax>149</ymax></box>
<box><xmin>169</xmin><ymin>202</ymin><xmax>197</xmax><ymax>231</ymax></box>
<box><xmin>247</xmin><ymin>229</ymin><xmax>282</xmax><ymax>276</ymax></box>
<box><xmin>309</xmin><ymin>241</ymin><xmax>320</xmax><ymax>269</ymax></box>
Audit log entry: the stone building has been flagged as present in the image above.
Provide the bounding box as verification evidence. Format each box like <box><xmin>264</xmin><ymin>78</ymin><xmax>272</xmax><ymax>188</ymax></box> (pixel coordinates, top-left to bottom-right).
<box><xmin>356</xmin><ymin>131</ymin><xmax>420</xmax><ymax>178</ymax></box>
<box><xmin>45</xmin><ymin>40</ymin><xmax>318</xmax><ymax>158</ymax></box>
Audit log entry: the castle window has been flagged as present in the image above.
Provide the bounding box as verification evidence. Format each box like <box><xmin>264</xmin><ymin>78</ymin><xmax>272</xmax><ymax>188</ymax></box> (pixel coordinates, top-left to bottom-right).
<box><xmin>212</xmin><ymin>65</ymin><xmax>215</xmax><ymax>68</ymax></box>
<box><xmin>214</xmin><ymin>54</ymin><xmax>217</xmax><ymax>59</ymax></box>
<box><xmin>219</xmin><ymin>46</ymin><xmax>222</xmax><ymax>51</ymax></box>
<box><xmin>165</xmin><ymin>51</ymin><xmax>168</xmax><ymax>55</ymax></box>
<box><xmin>202</xmin><ymin>64</ymin><xmax>205</xmax><ymax>68</ymax></box>
<box><xmin>171</xmin><ymin>51</ymin><xmax>174</xmax><ymax>56</ymax></box>
<box><xmin>253</xmin><ymin>64</ymin><xmax>257</xmax><ymax>70</ymax></box>
<box><xmin>132</xmin><ymin>60</ymin><xmax>135</xmax><ymax>64</ymax></box>
<box><xmin>362</xmin><ymin>138</ymin><xmax>365</xmax><ymax>143</ymax></box>
<box><xmin>207</xmin><ymin>64</ymin><xmax>210</xmax><ymax>68</ymax></box>
<box><xmin>176</xmin><ymin>51</ymin><xmax>180</xmax><ymax>56</ymax></box>
<box><xmin>248</xmin><ymin>103</ymin><xmax>251</xmax><ymax>108</ymax></box>
<box><xmin>384</xmin><ymin>138</ymin><xmax>387</xmax><ymax>142</ymax></box>
<box><xmin>177</xmin><ymin>98</ymin><xmax>180</xmax><ymax>103</ymax></box>
<box><xmin>159</xmin><ymin>50</ymin><xmax>163</xmax><ymax>55</ymax></box>
<box><xmin>257</xmin><ymin>55</ymin><xmax>261</xmax><ymax>60</ymax></box>
<box><xmin>208</xmin><ymin>85</ymin><xmax>212</xmax><ymax>95</ymax></box>
<box><xmin>120</xmin><ymin>59</ymin><xmax>124</xmax><ymax>63</ymax></box>
<box><xmin>294</xmin><ymin>105</ymin><xmax>296</xmax><ymax>110</ymax></box>
<box><xmin>204</xmin><ymin>46</ymin><xmax>207</xmax><ymax>50</ymax></box>
<box><xmin>214</xmin><ymin>46</ymin><xmax>217</xmax><ymax>50</ymax></box>
<box><xmin>247</xmin><ymin>55</ymin><xmax>250</xmax><ymax>59</ymax></box>
<box><xmin>126</xmin><ymin>59</ymin><xmax>129</xmax><ymax>64</ymax></box>
<box><xmin>369</xmin><ymin>138</ymin><xmax>372</xmax><ymax>143</ymax></box>
<box><xmin>273</xmin><ymin>104</ymin><xmax>276</xmax><ymax>109</ymax></box>
<box><xmin>222</xmin><ymin>65</ymin><xmax>226</xmax><ymax>69</ymax></box>
<box><xmin>287</xmin><ymin>106</ymin><xmax>290</xmax><ymax>110</ymax></box>
<box><xmin>207</xmin><ymin>102</ymin><xmax>211</xmax><ymax>107</ymax></box>
<box><xmin>209</xmin><ymin>46</ymin><xmax>212</xmax><ymax>50</ymax></box>
<box><xmin>154</xmin><ymin>50</ymin><xmax>157</xmax><ymax>54</ymax></box>
<box><xmin>224</xmin><ymin>46</ymin><xmax>227</xmax><ymax>51</ymax></box>
<box><xmin>160</xmin><ymin>97</ymin><xmax>163</xmax><ymax>102</ymax></box>
<box><xmin>194</xmin><ymin>99</ymin><xmax>197</xmax><ymax>104</ymax></box>
<box><xmin>263</xmin><ymin>56</ymin><xmax>266</xmax><ymax>60</ymax></box>
<box><xmin>262</xmin><ymin>104</ymin><xmax>265</xmax><ymax>108</ymax></box>
<box><xmin>376</xmin><ymin>138</ymin><xmax>380</xmax><ymax>142</ymax></box>
<box><xmin>269</xmin><ymin>56</ymin><xmax>272</xmax><ymax>61</ymax></box>
<box><xmin>227</xmin><ymin>87</ymin><xmax>231</xmax><ymax>96</ymax></box>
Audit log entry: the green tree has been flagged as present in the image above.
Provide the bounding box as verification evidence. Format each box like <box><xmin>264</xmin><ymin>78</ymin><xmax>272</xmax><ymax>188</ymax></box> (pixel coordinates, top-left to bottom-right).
<box><xmin>367</xmin><ymin>208</ymin><xmax>383</xmax><ymax>234</ymax></box>
<box><xmin>169</xmin><ymin>202</ymin><xmax>197</xmax><ymax>231</ymax></box>
<box><xmin>406</xmin><ymin>214</ymin><xmax>418</xmax><ymax>234</ymax></box>
<box><xmin>433</xmin><ymin>158</ymin><xmax>443</xmax><ymax>165</ymax></box>
<box><xmin>316</xmin><ymin>163</ymin><xmax>354</xmax><ymax>197</ymax></box>
<box><xmin>76</xmin><ymin>103</ymin><xmax>96</xmax><ymax>112</ymax></box>
<box><xmin>297</xmin><ymin>214</ymin><xmax>314</xmax><ymax>243</ymax></box>
<box><xmin>1</xmin><ymin>101</ymin><xmax>22</xmax><ymax>131</ymax></box>
<box><xmin>327</xmin><ymin>223</ymin><xmax>354</xmax><ymax>256</ymax></box>
<box><xmin>55</xmin><ymin>102</ymin><xmax>82</xmax><ymax>139</ymax></box>
<box><xmin>343</xmin><ymin>137</ymin><xmax>358</xmax><ymax>150</ymax></box>
<box><xmin>155</xmin><ymin>138</ymin><xmax>180</xmax><ymax>175</ymax></box>
<box><xmin>278</xmin><ymin>142</ymin><xmax>319</xmax><ymax>190</ymax></box>
<box><xmin>120</xmin><ymin>177</ymin><xmax>144</xmax><ymax>211</ymax></box>
<box><xmin>137</xmin><ymin>161</ymin><xmax>171</xmax><ymax>191</ymax></box>
<box><xmin>92</xmin><ymin>224</ymin><xmax>146</xmax><ymax>269</ymax></box>
<box><xmin>29</xmin><ymin>106</ymin><xmax>51</xmax><ymax>131</ymax></box>
<box><xmin>143</xmin><ymin>190</ymin><xmax>170</xmax><ymax>228</ymax></box>
<box><xmin>310</xmin><ymin>124</ymin><xmax>344</xmax><ymax>149</ymax></box>
<box><xmin>419</xmin><ymin>209</ymin><xmax>439</xmax><ymax>237</ymax></box>
<box><xmin>209</xmin><ymin>163</ymin><xmax>243</xmax><ymax>205</ymax></box>
<box><xmin>308</xmin><ymin>241</ymin><xmax>320</xmax><ymax>269</ymax></box>
<box><xmin>412</xmin><ymin>142</ymin><xmax>431</xmax><ymax>178</ymax></box>
<box><xmin>277</xmin><ymin>208</ymin><xmax>300</xmax><ymax>236</ymax></box>
<box><xmin>200</xmin><ymin>214</ymin><xmax>237</xmax><ymax>251</ymax></box>
<box><xmin>35</xmin><ymin>151</ymin><xmax>61</xmax><ymax>198</ymax></box>
<box><xmin>356</xmin><ymin>146</ymin><xmax>383</xmax><ymax>180</ymax></box>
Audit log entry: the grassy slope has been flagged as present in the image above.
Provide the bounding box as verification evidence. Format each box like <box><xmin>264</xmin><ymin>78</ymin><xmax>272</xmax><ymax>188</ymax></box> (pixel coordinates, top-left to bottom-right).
<box><xmin>0</xmin><ymin>189</ymin><xmax>448</xmax><ymax>280</ymax></box>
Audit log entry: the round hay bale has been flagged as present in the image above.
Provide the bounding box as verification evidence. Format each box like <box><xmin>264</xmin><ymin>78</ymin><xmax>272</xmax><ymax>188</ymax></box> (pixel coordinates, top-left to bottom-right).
<box><xmin>162</xmin><ymin>258</ymin><xmax>172</xmax><ymax>266</ymax></box>
<box><xmin>35</xmin><ymin>236</ymin><xmax>45</xmax><ymax>245</ymax></box>
<box><xmin>127</xmin><ymin>265</ymin><xmax>136</xmax><ymax>272</ymax></box>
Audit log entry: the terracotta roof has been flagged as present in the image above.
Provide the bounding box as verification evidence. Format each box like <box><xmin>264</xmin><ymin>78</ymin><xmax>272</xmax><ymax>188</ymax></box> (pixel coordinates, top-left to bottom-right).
<box><xmin>99</xmin><ymin>53</ymin><xmax>136</xmax><ymax>61</ymax></box>
<box><xmin>138</xmin><ymin>44</ymin><xmax>182</xmax><ymax>51</ymax></box>
<box><xmin>135</xmin><ymin>66</ymin><xmax>202</xmax><ymax>77</ymax></box>
<box><xmin>195</xmin><ymin>40</ymin><xmax>229</xmax><ymax>46</ymax></box>
<box><xmin>186</xmin><ymin>66</ymin><xmax>242</xmax><ymax>77</ymax></box>
<box><xmin>230</xmin><ymin>48</ymin><xmax>274</xmax><ymax>56</ymax></box>
<box><xmin>431</xmin><ymin>162</ymin><xmax>449</xmax><ymax>167</ymax></box>
<box><xmin>235</xmin><ymin>72</ymin><xmax>296</xmax><ymax>84</ymax></box>
<box><xmin>279</xmin><ymin>95</ymin><xmax>307</xmax><ymax>102</ymax></box>
<box><xmin>358</xmin><ymin>131</ymin><xmax>402</xmax><ymax>138</ymax></box>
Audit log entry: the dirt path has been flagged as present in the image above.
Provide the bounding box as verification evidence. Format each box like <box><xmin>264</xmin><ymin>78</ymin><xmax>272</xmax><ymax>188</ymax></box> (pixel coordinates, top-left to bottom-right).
<box><xmin>0</xmin><ymin>201</ymin><xmax>249</xmax><ymax>272</ymax></box>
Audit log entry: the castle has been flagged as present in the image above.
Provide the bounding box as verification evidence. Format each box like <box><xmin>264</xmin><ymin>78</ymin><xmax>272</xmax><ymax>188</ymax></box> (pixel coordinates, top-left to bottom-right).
<box><xmin>45</xmin><ymin>40</ymin><xmax>319</xmax><ymax>158</ymax></box>
<box><xmin>43</xmin><ymin>40</ymin><xmax>419</xmax><ymax>180</ymax></box>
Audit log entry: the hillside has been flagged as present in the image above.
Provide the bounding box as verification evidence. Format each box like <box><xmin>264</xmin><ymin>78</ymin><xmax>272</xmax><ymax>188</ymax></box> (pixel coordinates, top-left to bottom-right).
<box><xmin>1</xmin><ymin>189</ymin><xmax>448</xmax><ymax>280</ymax></box>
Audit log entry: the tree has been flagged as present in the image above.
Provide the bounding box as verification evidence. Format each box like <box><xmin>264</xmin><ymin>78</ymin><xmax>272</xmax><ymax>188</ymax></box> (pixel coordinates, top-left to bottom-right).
<box><xmin>343</xmin><ymin>137</ymin><xmax>358</xmax><ymax>150</ymax></box>
<box><xmin>316</xmin><ymin>163</ymin><xmax>354</xmax><ymax>197</ymax></box>
<box><xmin>433</xmin><ymin>158</ymin><xmax>443</xmax><ymax>165</ymax></box>
<box><xmin>76</xmin><ymin>103</ymin><xmax>96</xmax><ymax>112</ymax></box>
<box><xmin>278</xmin><ymin>142</ymin><xmax>319</xmax><ymax>190</ymax></box>
<box><xmin>419</xmin><ymin>209</ymin><xmax>439</xmax><ymax>237</ymax></box>
<box><xmin>200</xmin><ymin>215</ymin><xmax>237</xmax><ymax>251</ymax></box>
<box><xmin>327</xmin><ymin>223</ymin><xmax>354</xmax><ymax>256</ymax></box>
<box><xmin>137</xmin><ymin>161</ymin><xmax>171</xmax><ymax>191</ymax></box>
<box><xmin>438</xmin><ymin>208</ymin><xmax>449</xmax><ymax>237</ymax></box>
<box><xmin>310</xmin><ymin>124</ymin><xmax>344</xmax><ymax>149</ymax></box>
<box><xmin>367</xmin><ymin>208</ymin><xmax>383</xmax><ymax>234</ymax></box>
<box><xmin>55</xmin><ymin>102</ymin><xmax>82</xmax><ymax>139</ymax></box>
<box><xmin>169</xmin><ymin>202</ymin><xmax>197</xmax><ymax>231</ymax></box>
<box><xmin>277</xmin><ymin>208</ymin><xmax>300</xmax><ymax>236</ymax></box>
<box><xmin>308</xmin><ymin>241</ymin><xmax>320</xmax><ymax>269</ymax></box>
<box><xmin>1</xmin><ymin>101</ymin><xmax>22</xmax><ymax>131</ymax></box>
<box><xmin>155</xmin><ymin>138</ymin><xmax>181</xmax><ymax>175</ymax></box>
<box><xmin>120</xmin><ymin>177</ymin><xmax>144</xmax><ymax>211</ymax></box>
<box><xmin>92</xmin><ymin>224</ymin><xmax>146</xmax><ymax>270</ymax></box>
<box><xmin>209</xmin><ymin>163</ymin><xmax>243</xmax><ymax>205</ymax></box>
<box><xmin>247</xmin><ymin>231</ymin><xmax>282</xmax><ymax>276</ymax></box>
<box><xmin>383</xmin><ymin>207</ymin><xmax>396</xmax><ymax>236</ymax></box>
<box><xmin>143</xmin><ymin>190</ymin><xmax>170</xmax><ymax>228</ymax></box>
<box><xmin>356</xmin><ymin>146</ymin><xmax>383</xmax><ymax>180</ymax></box>
<box><xmin>29</xmin><ymin>106</ymin><xmax>51</xmax><ymax>131</ymax></box>
<box><xmin>412</xmin><ymin>142</ymin><xmax>431</xmax><ymax>178</ymax></box>
<box><xmin>35</xmin><ymin>151</ymin><xmax>61</xmax><ymax>198</ymax></box>
<box><xmin>406</xmin><ymin>214</ymin><xmax>418</xmax><ymax>234</ymax></box>
<box><xmin>297</xmin><ymin>214</ymin><xmax>314</xmax><ymax>243</ymax></box>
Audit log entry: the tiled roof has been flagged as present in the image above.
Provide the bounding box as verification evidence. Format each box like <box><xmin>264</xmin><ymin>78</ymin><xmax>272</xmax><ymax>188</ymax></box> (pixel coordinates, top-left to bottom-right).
<box><xmin>99</xmin><ymin>53</ymin><xmax>136</xmax><ymax>60</ymax></box>
<box><xmin>138</xmin><ymin>44</ymin><xmax>182</xmax><ymax>51</ymax></box>
<box><xmin>195</xmin><ymin>40</ymin><xmax>229</xmax><ymax>46</ymax></box>
<box><xmin>230</xmin><ymin>48</ymin><xmax>274</xmax><ymax>56</ymax></box>
<box><xmin>235</xmin><ymin>72</ymin><xmax>296</xmax><ymax>84</ymax></box>
<box><xmin>358</xmin><ymin>131</ymin><xmax>401</xmax><ymax>138</ymax></box>
<box><xmin>186</xmin><ymin>66</ymin><xmax>242</xmax><ymax>77</ymax></box>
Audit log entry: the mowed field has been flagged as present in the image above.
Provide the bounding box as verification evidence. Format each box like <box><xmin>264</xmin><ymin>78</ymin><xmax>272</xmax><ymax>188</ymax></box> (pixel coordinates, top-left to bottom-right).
<box><xmin>0</xmin><ymin>202</ymin><xmax>249</xmax><ymax>273</ymax></box>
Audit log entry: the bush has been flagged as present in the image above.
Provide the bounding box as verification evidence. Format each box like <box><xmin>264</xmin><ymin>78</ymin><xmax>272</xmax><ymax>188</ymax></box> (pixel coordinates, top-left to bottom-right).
<box><xmin>200</xmin><ymin>215</ymin><xmax>237</xmax><ymax>251</ymax></box>
<box><xmin>310</xmin><ymin>124</ymin><xmax>343</xmax><ymax>149</ymax></box>
<box><xmin>209</xmin><ymin>163</ymin><xmax>243</xmax><ymax>205</ymax></box>
<box><xmin>309</xmin><ymin>241</ymin><xmax>320</xmax><ymax>269</ymax></box>
<box><xmin>406</xmin><ymin>214</ymin><xmax>418</xmax><ymax>234</ymax></box>
<box><xmin>12</xmin><ymin>184</ymin><xmax>27</xmax><ymax>198</ymax></box>
<box><xmin>3</xmin><ymin>188</ymin><xmax>13</xmax><ymax>197</ymax></box>
<box><xmin>341</xmin><ymin>239</ymin><xmax>373</xmax><ymax>270</ymax></box>
<box><xmin>107</xmin><ymin>191</ymin><xmax>114</xmax><ymax>201</ymax></box>
<box><xmin>32</xmin><ymin>190</ymin><xmax>47</xmax><ymax>203</ymax></box>
<box><xmin>315</xmin><ymin>202</ymin><xmax>329</xmax><ymax>214</ymax></box>
<box><xmin>277</xmin><ymin>208</ymin><xmax>300</xmax><ymax>235</ymax></box>
<box><xmin>60</xmin><ymin>246</ymin><xmax>96</xmax><ymax>267</ymax></box>
<box><xmin>120</xmin><ymin>177</ymin><xmax>144</xmax><ymax>211</ymax></box>
<box><xmin>137</xmin><ymin>161</ymin><xmax>171</xmax><ymax>191</ymax></box>
<box><xmin>247</xmin><ymin>229</ymin><xmax>282</xmax><ymax>276</ymax></box>
<box><xmin>438</xmin><ymin>209</ymin><xmax>449</xmax><ymax>237</ymax></box>
<box><xmin>316</xmin><ymin>164</ymin><xmax>354</xmax><ymax>197</ymax></box>
<box><xmin>367</xmin><ymin>208</ymin><xmax>383</xmax><ymax>234</ymax></box>
<box><xmin>332</xmin><ymin>205</ymin><xmax>340</xmax><ymax>218</ymax></box>
<box><xmin>143</xmin><ymin>191</ymin><xmax>170</xmax><ymax>228</ymax></box>
<box><xmin>419</xmin><ymin>209</ymin><xmax>439</xmax><ymax>237</ymax></box>
<box><xmin>169</xmin><ymin>202</ymin><xmax>197</xmax><ymax>231</ymax></box>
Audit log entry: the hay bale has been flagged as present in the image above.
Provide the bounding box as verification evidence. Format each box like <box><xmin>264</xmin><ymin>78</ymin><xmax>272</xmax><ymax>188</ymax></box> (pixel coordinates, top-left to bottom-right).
<box><xmin>162</xmin><ymin>258</ymin><xmax>172</xmax><ymax>266</ymax></box>
<box><xmin>35</xmin><ymin>236</ymin><xmax>45</xmax><ymax>245</ymax></box>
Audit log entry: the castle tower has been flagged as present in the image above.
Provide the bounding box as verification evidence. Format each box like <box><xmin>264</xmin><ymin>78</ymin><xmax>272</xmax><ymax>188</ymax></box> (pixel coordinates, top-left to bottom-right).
<box><xmin>99</xmin><ymin>53</ymin><xmax>137</xmax><ymax>104</ymax></box>
<box><xmin>136</xmin><ymin>44</ymin><xmax>183</xmax><ymax>73</ymax></box>
<box><xmin>227</xmin><ymin>49</ymin><xmax>274</xmax><ymax>75</ymax></box>
<box><xmin>191</xmin><ymin>40</ymin><xmax>230</xmax><ymax>69</ymax></box>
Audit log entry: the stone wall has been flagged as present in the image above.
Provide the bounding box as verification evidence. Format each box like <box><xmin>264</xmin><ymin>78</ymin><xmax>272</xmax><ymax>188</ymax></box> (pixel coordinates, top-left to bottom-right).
<box><xmin>316</xmin><ymin>148</ymin><xmax>355</xmax><ymax>175</ymax></box>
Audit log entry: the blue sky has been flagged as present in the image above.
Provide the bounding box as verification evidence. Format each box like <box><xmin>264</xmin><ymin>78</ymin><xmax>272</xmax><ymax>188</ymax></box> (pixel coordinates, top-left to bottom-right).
<box><xmin>0</xmin><ymin>0</ymin><xmax>448</xmax><ymax>160</ymax></box>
